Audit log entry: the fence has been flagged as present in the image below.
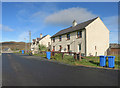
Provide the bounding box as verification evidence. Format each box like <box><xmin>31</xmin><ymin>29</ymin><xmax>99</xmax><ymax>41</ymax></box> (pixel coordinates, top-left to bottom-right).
<box><xmin>39</xmin><ymin>51</ymin><xmax>82</xmax><ymax>61</ymax></box>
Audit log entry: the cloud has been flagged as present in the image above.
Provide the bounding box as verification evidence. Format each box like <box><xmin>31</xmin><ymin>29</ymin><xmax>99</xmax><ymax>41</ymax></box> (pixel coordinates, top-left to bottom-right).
<box><xmin>30</xmin><ymin>11</ymin><xmax>49</xmax><ymax>22</ymax></box>
<box><xmin>44</xmin><ymin>7</ymin><xmax>97</xmax><ymax>27</ymax></box>
<box><xmin>0</xmin><ymin>24</ymin><xmax>14</xmax><ymax>31</ymax></box>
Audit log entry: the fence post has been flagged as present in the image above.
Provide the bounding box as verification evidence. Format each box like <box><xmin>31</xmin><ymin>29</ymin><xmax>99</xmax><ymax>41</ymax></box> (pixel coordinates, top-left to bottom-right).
<box><xmin>74</xmin><ymin>53</ymin><xmax>77</xmax><ymax>60</ymax></box>
<box><xmin>62</xmin><ymin>53</ymin><xmax>64</xmax><ymax>60</ymax></box>
<box><xmin>79</xmin><ymin>52</ymin><xmax>81</xmax><ymax>61</ymax></box>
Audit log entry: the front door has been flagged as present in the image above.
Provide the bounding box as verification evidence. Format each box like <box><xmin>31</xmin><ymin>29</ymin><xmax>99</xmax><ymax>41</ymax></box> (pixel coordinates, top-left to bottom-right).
<box><xmin>67</xmin><ymin>45</ymin><xmax>70</xmax><ymax>52</ymax></box>
<box><xmin>78</xmin><ymin>44</ymin><xmax>81</xmax><ymax>52</ymax></box>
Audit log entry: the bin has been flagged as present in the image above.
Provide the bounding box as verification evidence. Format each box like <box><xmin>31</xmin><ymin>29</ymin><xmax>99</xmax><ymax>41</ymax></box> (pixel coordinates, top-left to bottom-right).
<box><xmin>99</xmin><ymin>56</ymin><xmax>107</xmax><ymax>67</ymax></box>
<box><xmin>108</xmin><ymin>56</ymin><xmax>115</xmax><ymax>68</ymax></box>
<box><xmin>46</xmin><ymin>52</ymin><xmax>51</xmax><ymax>60</ymax></box>
<box><xmin>22</xmin><ymin>50</ymin><xmax>24</xmax><ymax>54</ymax></box>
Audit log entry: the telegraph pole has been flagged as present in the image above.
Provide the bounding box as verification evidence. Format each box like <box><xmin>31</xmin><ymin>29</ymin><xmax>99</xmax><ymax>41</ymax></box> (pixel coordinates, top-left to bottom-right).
<box><xmin>29</xmin><ymin>31</ymin><xmax>31</xmax><ymax>51</ymax></box>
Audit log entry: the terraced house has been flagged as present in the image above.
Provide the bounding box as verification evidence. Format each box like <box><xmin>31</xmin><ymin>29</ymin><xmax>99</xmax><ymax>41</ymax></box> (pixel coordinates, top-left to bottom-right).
<box><xmin>51</xmin><ymin>17</ymin><xmax>109</xmax><ymax>56</ymax></box>
<box><xmin>31</xmin><ymin>34</ymin><xmax>51</xmax><ymax>54</ymax></box>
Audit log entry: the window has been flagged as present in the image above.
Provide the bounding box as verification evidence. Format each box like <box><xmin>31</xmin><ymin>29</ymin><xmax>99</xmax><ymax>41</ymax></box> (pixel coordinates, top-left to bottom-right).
<box><xmin>95</xmin><ymin>46</ymin><xmax>96</xmax><ymax>50</ymax></box>
<box><xmin>67</xmin><ymin>34</ymin><xmax>70</xmax><ymax>40</ymax></box>
<box><xmin>53</xmin><ymin>37</ymin><xmax>55</xmax><ymax>42</ymax></box>
<box><xmin>67</xmin><ymin>45</ymin><xmax>70</xmax><ymax>52</ymax></box>
<box><xmin>78</xmin><ymin>44</ymin><xmax>81</xmax><ymax>51</ymax></box>
<box><xmin>77</xmin><ymin>31</ymin><xmax>82</xmax><ymax>38</ymax></box>
<box><xmin>53</xmin><ymin>46</ymin><xmax>55</xmax><ymax>51</ymax></box>
<box><xmin>48</xmin><ymin>42</ymin><xmax>50</xmax><ymax>46</ymax></box>
<box><xmin>59</xmin><ymin>35</ymin><xmax>62</xmax><ymax>41</ymax></box>
<box><xmin>59</xmin><ymin>45</ymin><xmax>62</xmax><ymax>51</ymax></box>
<box><xmin>37</xmin><ymin>41</ymin><xmax>39</xmax><ymax>44</ymax></box>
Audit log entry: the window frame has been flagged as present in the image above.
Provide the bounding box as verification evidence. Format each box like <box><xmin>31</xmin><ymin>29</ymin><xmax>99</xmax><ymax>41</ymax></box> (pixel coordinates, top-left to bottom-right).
<box><xmin>53</xmin><ymin>37</ymin><xmax>55</xmax><ymax>42</ymax></box>
<box><xmin>77</xmin><ymin>31</ymin><xmax>82</xmax><ymax>38</ymax></box>
<box><xmin>59</xmin><ymin>35</ymin><xmax>62</xmax><ymax>41</ymax></box>
<box><xmin>67</xmin><ymin>33</ymin><xmax>70</xmax><ymax>40</ymax></box>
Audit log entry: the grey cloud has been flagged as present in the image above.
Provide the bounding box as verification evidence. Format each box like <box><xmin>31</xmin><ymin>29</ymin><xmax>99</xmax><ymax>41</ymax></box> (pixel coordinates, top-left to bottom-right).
<box><xmin>44</xmin><ymin>7</ymin><xmax>97</xmax><ymax>27</ymax></box>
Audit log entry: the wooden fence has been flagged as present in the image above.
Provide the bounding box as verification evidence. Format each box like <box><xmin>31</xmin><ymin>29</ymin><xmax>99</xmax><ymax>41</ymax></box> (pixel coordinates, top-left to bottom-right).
<box><xmin>39</xmin><ymin>51</ymin><xmax>82</xmax><ymax>61</ymax></box>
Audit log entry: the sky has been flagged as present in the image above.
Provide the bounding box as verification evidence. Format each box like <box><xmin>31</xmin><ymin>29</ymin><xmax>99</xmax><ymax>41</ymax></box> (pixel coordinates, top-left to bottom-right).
<box><xmin>1</xmin><ymin>2</ymin><xmax>118</xmax><ymax>43</ymax></box>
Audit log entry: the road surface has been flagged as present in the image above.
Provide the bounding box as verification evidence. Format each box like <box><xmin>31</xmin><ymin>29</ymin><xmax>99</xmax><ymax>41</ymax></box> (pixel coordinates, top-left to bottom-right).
<box><xmin>2</xmin><ymin>53</ymin><xmax>118</xmax><ymax>86</ymax></box>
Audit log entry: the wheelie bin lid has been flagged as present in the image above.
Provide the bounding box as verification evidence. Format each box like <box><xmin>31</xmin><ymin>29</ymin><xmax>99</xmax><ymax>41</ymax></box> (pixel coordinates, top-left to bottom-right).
<box><xmin>108</xmin><ymin>56</ymin><xmax>115</xmax><ymax>58</ymax></box>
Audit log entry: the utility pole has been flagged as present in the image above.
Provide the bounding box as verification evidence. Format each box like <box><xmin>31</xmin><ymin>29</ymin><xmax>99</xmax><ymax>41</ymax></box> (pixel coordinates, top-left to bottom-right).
<box><xmin>29</xmin><ymin>31</ymin><xmax>31</xmax><ymax>51</ymax></box>
<box><xmin>24</xmin><ymin>38</ymin><xmax>27</xmax><ymax>53</ymax></box>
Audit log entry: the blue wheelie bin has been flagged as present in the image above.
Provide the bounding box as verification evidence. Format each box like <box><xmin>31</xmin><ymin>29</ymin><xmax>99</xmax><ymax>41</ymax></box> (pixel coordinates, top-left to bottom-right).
<box><xmin>99</xmin><ymin>56</ymin><xmax>107</xmax><ymax>67</ymax></box>
<box><xmin>46</xmin><ymin>52</ymin><xmax>51</xmax><ymax>60</ymax></box>
<box><xmin>22</xmin><ymin>50</ymin><xmax>24</xmax><ymax>54</ymax></box>
<box><xmin>108</xmin><ymin>56</ymin><xmax>115</xmax><ymax>68</ymax></box>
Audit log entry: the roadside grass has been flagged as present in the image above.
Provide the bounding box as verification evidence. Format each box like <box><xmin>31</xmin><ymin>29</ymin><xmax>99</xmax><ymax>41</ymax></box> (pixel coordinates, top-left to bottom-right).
<box><xmin>32</xmin><ymin>53</ymin><xmax>120</xmax><ymax>69</ymax></box>
<box><xmin>51</xmin><ymin>53</ymin><xmax>76</xmax><ymax>65</ymax></box>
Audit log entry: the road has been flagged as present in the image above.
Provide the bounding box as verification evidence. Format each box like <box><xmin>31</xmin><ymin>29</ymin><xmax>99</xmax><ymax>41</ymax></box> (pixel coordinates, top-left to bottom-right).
<box><xmin>2</xmin><ymin>53</ymin><xmax>118</xmax><ymax>86</ymax></box>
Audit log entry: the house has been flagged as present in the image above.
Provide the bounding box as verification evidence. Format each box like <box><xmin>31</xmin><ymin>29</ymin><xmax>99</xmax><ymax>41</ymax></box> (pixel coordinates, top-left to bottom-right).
<box><xmin>31</xmin><ymin>34</ymin><xmax>51</xmax><ymax>53</ymax></box>
<box><xmin>107</xmin><ymin>43</ymin><xmax>120</xmax><ymax>55</ymax></box>
<box><xmin>3</xmin><ymin>48</ymin><xmax>11</xmax><ymax>51</ymax></box>
<box><xmin>51</xmin><ymin>17</ymin><xmax>109</xmax><ymax>56</ymax></box>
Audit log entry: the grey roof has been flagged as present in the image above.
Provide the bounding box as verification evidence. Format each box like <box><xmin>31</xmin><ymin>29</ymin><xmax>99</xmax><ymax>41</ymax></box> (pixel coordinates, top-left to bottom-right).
<box><xmin>51</xmin><ymin>17</ymin><xmax>98</xmax><ymax>38</ymax></box>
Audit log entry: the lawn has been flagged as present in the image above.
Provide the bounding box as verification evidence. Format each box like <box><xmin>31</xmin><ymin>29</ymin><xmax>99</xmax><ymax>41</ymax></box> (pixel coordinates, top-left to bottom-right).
<box><xmin>24</xmin><ymin>52</ymin><xmax>120</xmax><ymax>69</ymax></box>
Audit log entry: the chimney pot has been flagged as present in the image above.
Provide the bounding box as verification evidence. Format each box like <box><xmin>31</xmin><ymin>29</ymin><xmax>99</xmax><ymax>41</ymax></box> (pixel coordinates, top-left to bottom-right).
<box><xmin>72</xmin><ymin>20</ymin><xmax>77</xmax><ymax>27</ymax></box>
<box><xmin>40</xmin><ymin>33</ymin><xmax>42</xmax><ymax>38</ymax></box>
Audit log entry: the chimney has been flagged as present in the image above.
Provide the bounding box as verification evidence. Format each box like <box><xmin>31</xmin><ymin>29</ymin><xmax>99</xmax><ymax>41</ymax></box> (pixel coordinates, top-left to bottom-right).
<box><xmin>72</xmin><ymin>20</ymin><xmax>77</xmax><ymax>27</ymax></box>
<box><xmin>40</xmin><ymin>33</ymin><xmax>42</xmax><ymax>38</ymax></box>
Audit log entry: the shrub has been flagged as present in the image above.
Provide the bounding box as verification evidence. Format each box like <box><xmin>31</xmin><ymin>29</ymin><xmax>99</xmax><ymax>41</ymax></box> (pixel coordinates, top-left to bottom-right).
<box><xmin>38</xmin><ymin>44</ymin><xmax>47</xmax><ymax>51</ymax></box>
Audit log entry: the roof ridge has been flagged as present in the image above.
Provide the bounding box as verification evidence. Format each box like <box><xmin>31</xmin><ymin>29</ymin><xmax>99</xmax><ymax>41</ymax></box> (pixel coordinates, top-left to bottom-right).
<box><xmin>51</xmin><ymin>17</ymin><xmax>98</xmax><ymax>38</ymax></box>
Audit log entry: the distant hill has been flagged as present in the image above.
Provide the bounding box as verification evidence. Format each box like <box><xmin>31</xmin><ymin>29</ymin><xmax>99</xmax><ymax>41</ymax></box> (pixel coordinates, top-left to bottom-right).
<box><xmin>2</xmin><ymin>41</ymin><xmax>31</xmax><ymax>51</ymax></box>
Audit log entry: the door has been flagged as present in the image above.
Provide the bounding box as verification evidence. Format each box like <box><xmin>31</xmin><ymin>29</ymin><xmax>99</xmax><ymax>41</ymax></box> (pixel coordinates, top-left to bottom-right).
<box><xmin>78</xmin><ymin>44</ymin><xmax>81</xmax><ymax>52</ymax></box>
<box><xmin>67</xmin><ymin>45</ymin><xmax>70</xmax><ymax>52</ymax></box>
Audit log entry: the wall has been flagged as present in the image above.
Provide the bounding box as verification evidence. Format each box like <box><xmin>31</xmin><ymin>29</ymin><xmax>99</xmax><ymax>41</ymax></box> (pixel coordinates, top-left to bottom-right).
<box><xmin>51</xmin><ymin>30</ymin><xmax>86</xmax><ymax>54</ymax></box>
<box><xmin>85</xmin><ymin>17</ymin><xmax>109</xmax><ymax>56</ymax></box>
<box><xmin>39</xmin><ymin>35</ymin><xmax>51</xmax><ymax>47</ymax></box>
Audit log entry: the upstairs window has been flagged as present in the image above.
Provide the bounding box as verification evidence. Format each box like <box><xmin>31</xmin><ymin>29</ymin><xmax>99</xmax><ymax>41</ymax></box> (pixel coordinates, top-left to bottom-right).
<box><xmin>77</xmin><ymin>31</ymin><xmax>82</xmax><ymax>38</ymax></box>
<box><xmin>67</xmin><ymin>33</ymin><xmax>70</xmax><ymax>40</ymax></box>
<box><xmin>53</xmin><ymin>37</ymin><xmax>55</xmax><ymax>42</ymax></box>
<box><xmin>59</xmin><ymin>35</ymin><xmax>62</xmax><ymax>41</ymax></box>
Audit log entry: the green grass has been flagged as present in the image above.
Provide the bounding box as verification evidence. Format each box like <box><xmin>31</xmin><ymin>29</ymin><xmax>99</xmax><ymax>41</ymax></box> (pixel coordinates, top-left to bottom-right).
<box><xmin>32</xmin><ymin>53</ymin><xmax>120</xmax><ymax>69</ymax></box>
<box><xmin>34</xmin><ymin>53</ymin><xmax>46</xmax><ymax>57</ymax></box>
<box><xmin>51</xmin><ymin>53</ymin><xmax>76</xmax><ymax>65</ymax></box>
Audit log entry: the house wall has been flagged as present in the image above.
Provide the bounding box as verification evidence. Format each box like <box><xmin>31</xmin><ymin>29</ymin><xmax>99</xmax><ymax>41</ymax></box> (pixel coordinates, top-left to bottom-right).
<box><xmin>85</xmin><ymin>17</ymin><xmax>109</xmax><ymax>56</ymax></box>
<box><xmin>39</xmin><ymin>35</ymin><xmax>51</xmax><ymax>47</ymax></box>
<box><xmin>51</xmin><ymin>30</ymin><xmax>86</xmax><ymax>55</ymax></box>
<box><xmin>31</xmin><ymin>35</ymin><xmax>51</xmax><ymax>52</ymax></box>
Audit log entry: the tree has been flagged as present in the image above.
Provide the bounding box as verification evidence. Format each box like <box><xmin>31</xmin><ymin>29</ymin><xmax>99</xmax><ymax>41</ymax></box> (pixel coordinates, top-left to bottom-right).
<box><xmin>38</xmin><ymin>44</ymin><xmax>47</xmax><ymax>51</ymax></box>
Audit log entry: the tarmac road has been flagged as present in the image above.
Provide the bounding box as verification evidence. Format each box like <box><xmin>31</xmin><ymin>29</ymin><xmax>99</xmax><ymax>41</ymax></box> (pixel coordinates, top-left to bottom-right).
<box><xmin>2</xmin><ymin>53</ymin><xmax>118</xmax><ymax>86</ymax></box>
